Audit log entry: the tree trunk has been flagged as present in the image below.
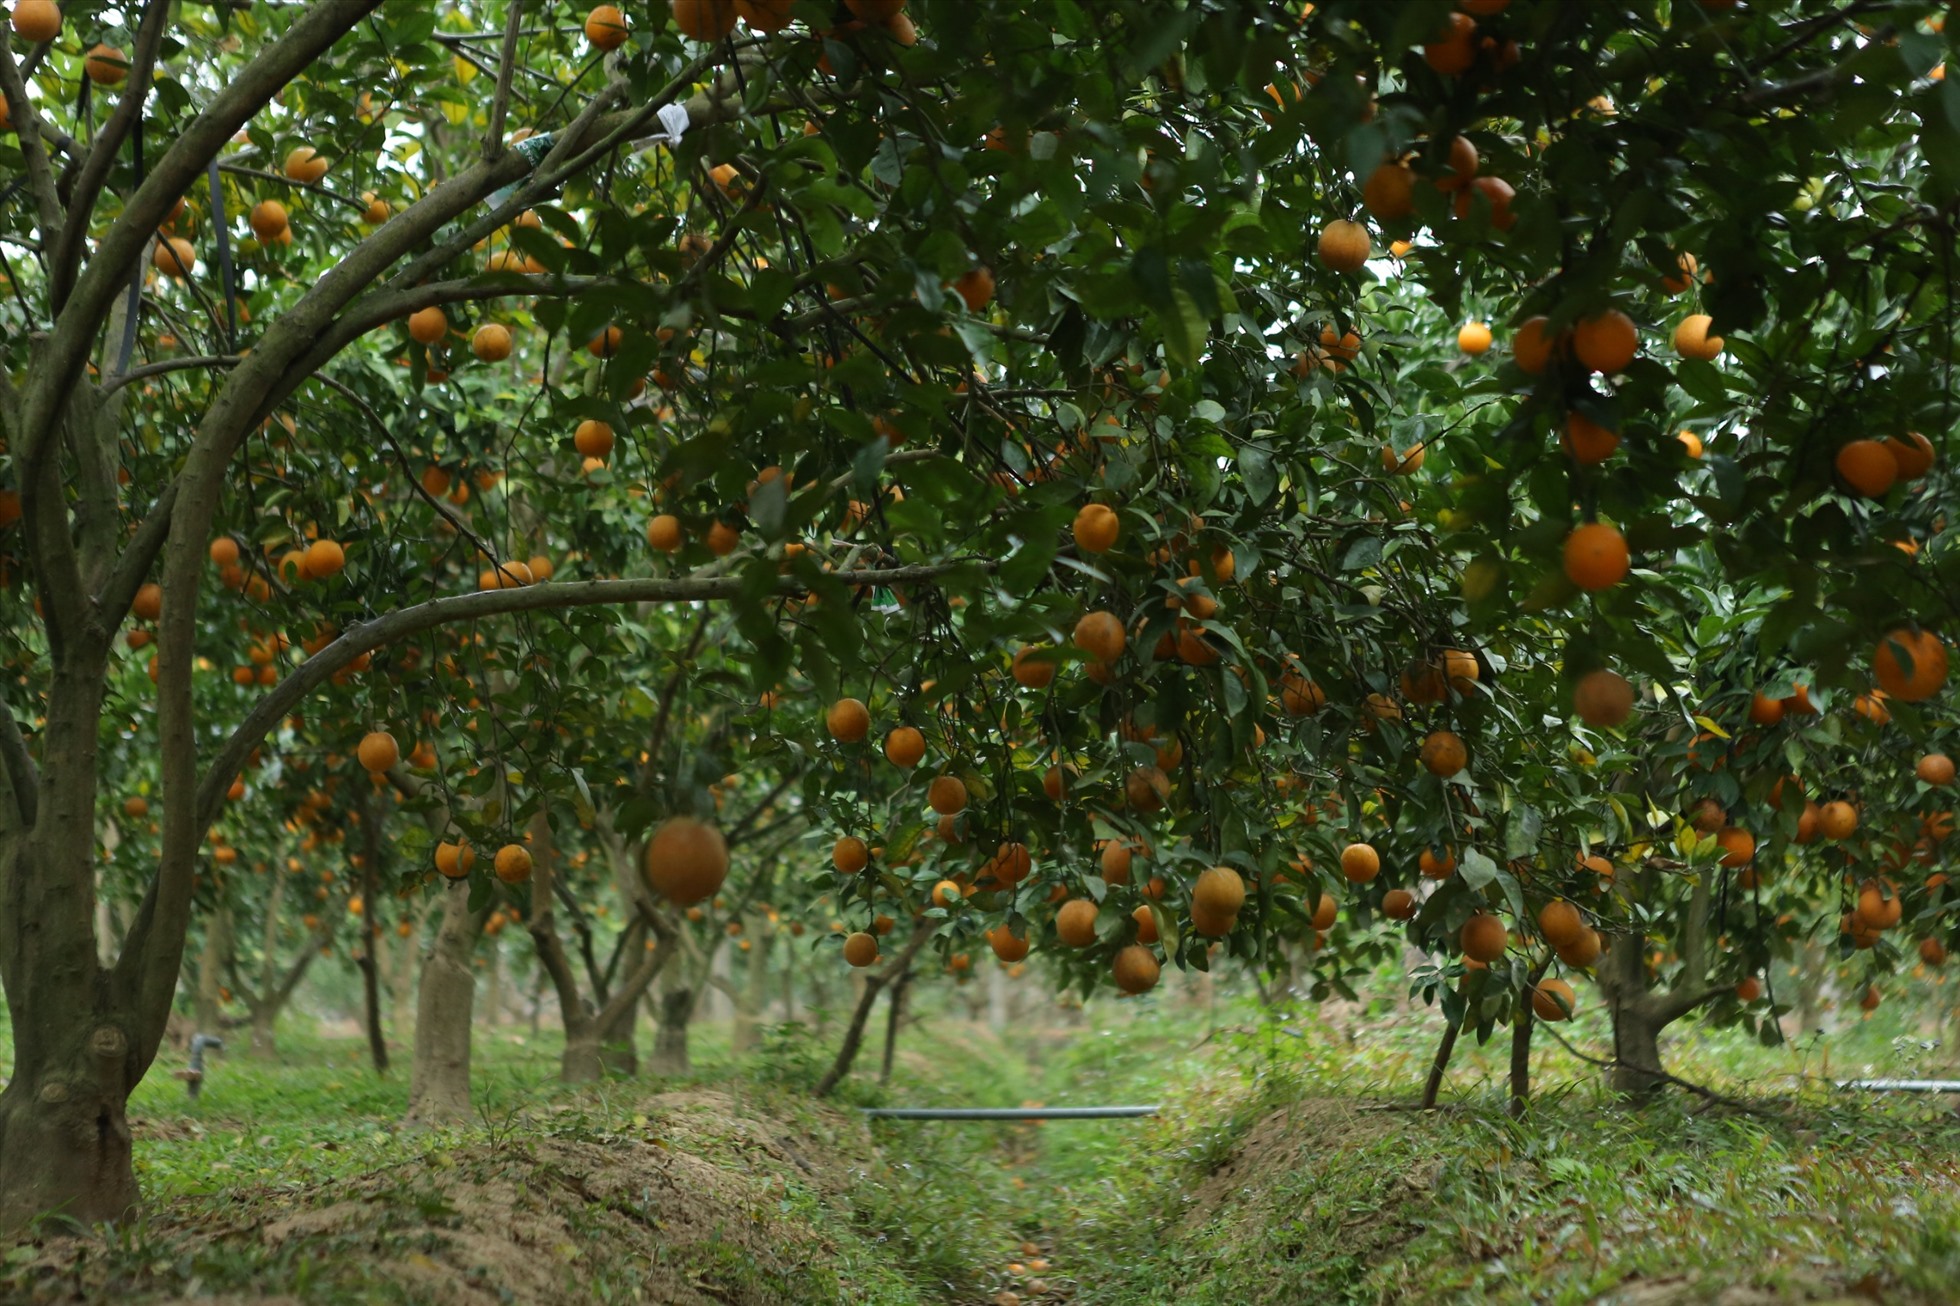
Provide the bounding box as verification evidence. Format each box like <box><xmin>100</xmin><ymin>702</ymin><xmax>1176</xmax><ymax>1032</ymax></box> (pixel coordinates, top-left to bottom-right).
<box><xmin>816</xmin><ymin>926</ymin><xmax>932</xmax><ymax>1098</ymax></box>
<box><xmin>192</xmin><ymin>904</ymin><xmax>231</xmax><ymax>1036</ymax></box>
<box><xmin>732</xmin><ymin>926</ymin><xmax>770</xmax><ymax>1054</ymax></box>
<box><xmin>405</xmin><ymin>878</ymin><xmax>483</xmax><ymax>1124</ymax></box>
<box><xmin>354</xmin><ymin>786</ymin><xmax>389</xmax><ymax>1074</ymax></box>
<box><xmin>249</xmin><ymin>872</ymin><xmax>289</xmax><ymax>1057</ymax></box>
<box><xmin>880</xmin><ymin>969</ymin><xmax>909</xmax><ymax>1085</ymax></box>
<box><xmin>1509</xmin><ymin>987</ymin><xmax>1536</xmax><ymax>1120</ymax></box>
<box><xmin>651</xmin><ymin>980</ymin><xmax>693</xmax><ymax>1076</ymax></box>
<box><xmin>1611</xmin><ymin>999</ymin><xmax>1669</xmax><ymax>1100</ymax></box>
<box><xmin>484</xmin><ymin>935</ymin><xmax>504</xmax><ymax>1029</ymax></box>
<box><xmin>1421</xmin><ymin>1018</ymin><xmax>1459</xmax><ymax>1110</ymax></box>
<box><xmin>598</xmin><ymin>991</ymin><xmax>639</xmax><ymax>1076</ymax></box>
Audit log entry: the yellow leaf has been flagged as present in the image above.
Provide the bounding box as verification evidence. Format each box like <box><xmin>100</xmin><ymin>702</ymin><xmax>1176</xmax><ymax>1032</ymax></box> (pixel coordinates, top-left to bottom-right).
<box><xmin>453</xmin><ymin>54</ymin><xmax>477</xmax><ymax>83</ymax></box>
<box><xmin>1692</xmin><ymin>715</ymin><xmax>1730</xmax><ymax>740</ymax></box>
<box><xmin>443</xmin><ymin>101</ymin><xmax>469</xmax><ymax>127</ymax></box>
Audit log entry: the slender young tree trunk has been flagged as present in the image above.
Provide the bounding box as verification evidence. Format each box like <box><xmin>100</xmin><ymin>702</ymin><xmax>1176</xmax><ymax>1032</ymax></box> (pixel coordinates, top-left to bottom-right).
<box><xmin>193</xmin><ymin>904</ymin><xmax>231</xmax><ymax>1035</ymax></box>
<box><xmin>1421</xmin><ymin>1018</ymin><xmax>1460</xmax><ymax>1110</ymax></box>
<box><xmin>405</xmin><ymin>878</ymin><xmax>484</xmax><ymax>1124</ymax></box>
<box><xmin>651</xmin><ymin>980</ymin><xmax>693</xmax><ymax>1076</ymax></box>
<box><xmin>732</xmin><ymin>927</ymin><xmax>770</xmax><ymax>1054</ymax></box>
<box><xmin>816</xmin><ymin>927</ymin><xmax>932</xmax><ymax>1098</ymax></box>
<box><xmin>484</xmin><ymin>936</ymin><xmax>504</xmax><ymax>1030</ymax></box>
<box><xmin>1611</xmin><ymin>1001</ymin><xmax>1669</xmax><ymax>1100</ymax></box>
<box><xmin>880</xmin><ymin>969</ymin><xmax>910</xmax><ymax>1085</ymax></box>
<box><xmin>1509</xmin><ymin>968</ymin><xmax>1544</xmax><ymax>1121</ymax></box>
<box><xmin>249</xmin><ymin>872</ymin><xmax>289</xmax><ymax>1057</ymax></box>
<box><xmin>354</xmin><ymin>787</ymin><xmax>389</xmax><ymax>1074</ymax></box>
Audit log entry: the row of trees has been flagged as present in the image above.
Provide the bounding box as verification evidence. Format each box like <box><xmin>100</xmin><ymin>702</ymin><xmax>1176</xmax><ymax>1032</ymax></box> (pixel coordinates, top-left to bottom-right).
<box><xmin>0</xmin><ymin>0</ymin><xmax>1956</xmax><ymax>1228</ymax></box>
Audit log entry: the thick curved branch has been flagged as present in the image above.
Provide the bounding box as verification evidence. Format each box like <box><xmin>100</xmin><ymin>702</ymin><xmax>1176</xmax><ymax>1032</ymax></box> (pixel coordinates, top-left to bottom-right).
<box><xmin>48</xmin><ymin>0</ymin><xmax>174</xmax><ymax>310</ymax></box>
<box><xmin>0</xmin><ymin>28</ymin><xmax>62</xmax><ymax>235</ymax></box>
<box><xmin>17</xmin><ymin>0</ymin><xmax>385</xmax><ymax>484</ymax></box>
<box><xmin>192</xmin><ymin>561</ymin><xmax>988</xmax><ymax>840</ymax></box>
<box><xmin>101</xmin><ymin>354</ymin><xmax>244</xmax><ymax>395</ymax></box>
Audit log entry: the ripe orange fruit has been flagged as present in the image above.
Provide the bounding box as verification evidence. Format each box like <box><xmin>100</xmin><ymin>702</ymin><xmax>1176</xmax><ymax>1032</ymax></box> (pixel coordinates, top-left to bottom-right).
<box><xmin>435</xmin><ymin>840</ymin><xmax>475</xmax><ymax>878</ymax></box>
<box><xmin>1382</xmin><ymin>443</ymin><xmax>1426</xmax><ymax>475</ymax></box>
<box><xmin>1835</xmin><ymin>440</ymin><xmax>1899</xmax><ymax>497</ymax></box>
<box><xmin>361</xmin><ymin>192</ymin><xmax>391</xmax><ymax>224</ymax></box>
<box><xmin>952</xmin><ymin>266</ymin><xmax>996</xmax><ymax>312</ymax></box>
<box><xmin>1714</xmin><ymin>826</ymin><xmax>1754</xmax><ymax>867</ymax></box>
<box><xmin>1101</xmin><ymin>841</ymin><xmax>1133</xmax><ymax>884</ymax></box>
<box><xmin>1555</xmin><ymin>927</ymin><xmax>1603</xmax><ymax>968</ymax></box>
<box><xmin>1873</xmin><ymin>627</ymin><xmax>1948</xmax><ymax>701</ymax></box>
<box><xmin>472</xmin><ymin>324</ymin><xmax>512</xmax><ymax>362</ymax></box>
<box><xmin>249</xmin><ymin>200</ymin><xmax>290</xmax><ymax>242</ymax></box>
<box><xmin>11</xmin><ymin>0</ymin><xmax>60</xmax><ymax>43</ymax></box>
<box><xmin>85</xmin><ymin>44</ymin><xmax>127</xmax><ymax>85</ymax></box>
<box><xmin>883</xmin><ymin>726</ymin><xmax>925</xmax><ymax>768</ymax></box>
<box><xmin>1818</xmin><ymin>800</ymin><xmax>1859</xmax><ymax>841</ymax></box>
<box><xmin>587</xmin><ymin>325</ymin><xmax>623</xmax><ymax>358</ymax></box>
<box><xmin>1132</xmin><ymin>904</ymin><xmax>1159</xmax><ymax>943</ymax></box>
<box><xmin>832</xmin><ymin>836</ymin><xmax>869</xmax><ymax>873</ymax></box>
<box><xmin>927</xmin><ymin>774</ymin><xmax>968</xmax><ymax>815</ymax></box>
<box><xmin>494</xmin><ymin>844</ymin><xmax>533</xmax><ymax>884</ymax></box>
<box><xmin>1072</xmin><ymin>503</ymin><xmax>1119</xmax><ymax>553</ymax></box>
<box><xmin>843</xmin><ymin>931</ymin><xmax>879</xmax><ymax>967</ymax></box>
<box><xmin>1572</xmin><ymin>668</ymin><xmax>1634</xmax><ymax>727</ymax></box>
<box><xmin>1855</xmin><ymin>879</ymin><xmax>1902</xmax><ymax>929</ymax></box>
<box><xmin>1112</xmin><ymin>945</ymin><xmax>1161</xmax><ymax>994</ymax></box>
<box><xmin>1920</xmin><ymin>938</ymin><xmax>1947</xmax><ymax>966</ymax></box>
<box><xmin>1316</xmin><ymin>219</ymin><xmax>1371</xmax><ymax>272</ymax></box>
<box><xmin>570</xmin><ymin>419</ymin><xmax>615</xmax><ymax>460</ymax></box>
<box><xmin>1530</xmin><ymin>978</ymin><xmax>1576</xmax><ymax>1022</ymax></box>
<box><xmin>826</xmin><ymin>697</ymin><xmax>871</xmax><ymax>743</ymax></box>
<box><xmin>734</xmin><ymin>0</ymin><xmax>795</xmax><ymax>31</ymax></box>
<box><xmin>1677</xmin><ymin>429</ymin><xmax>1704</xmax><ymax>458</ymax></box>
<box><xmin>1457</xmin><ymin>321</ymin><xmax>1492</xmax><ymax>354</ymax></box>
<box><xmin>646</xmin><ymin>514</ymin><xmax>683</xmax><ymax>552</ymax></box>
<box><xmin>1055</xmin><ymin>898</ymin><xmax>1099</xmax><ymax>947</ymax></box>
<box><xmin>1735</xmin><ymin>975</ymin><xmax>1763</xmax><ymax>1003</ymax></box>
<box><xmin>1279</xmin><ymin>670</ymin><xmax>1326</xmax><ymax>716</ymax></box>
<box><xmin>1362</xmin><ymin>160</ymin><xmax>1415</xmax><ymax>220</ymax></box>
<box><xmin>284</xmin><ymin>146</ymin><xmax>329</xmax><ymax>183</ymax></box>
<box><xmin>131</xmin><ymin>581</ymin><xmax>163</xmax><ymax>622</ymax></box>
<box><xmin>1306</xmin><ymin>892</ymin><xmax>1337</xmax><ymax>931</ymax></box>
<box><xmin>1563</xmin><ymin>522</ymin><xmax>1629</xmax><ymax>592</ymax></box>
<box><xmin>1747</xmin><ymin>691</ymin><xmax>1784</xmax><ymax>726</ymax></box>
<box><xmin>644</xmin><ymin>816</ymin><xmax>729</xmax><ymax>904</ymax></box>
<box><xmin>1461</xmin><ymin>913</ymin><xmax>1507</xmax><ymax>963</ymax></box>
<box><xmin>1572</xmin><ymin>309</ymin><xmax>1638</xmax><ymax>374</ymax></box>
<box><xmin>1423</xmin><ymin>11</ymin><xmax>1476</xmax><ymax>75</ymax></box>
<box><xmin>1538</xmin><ymin>899</ymin><xmax>1585</xmax><ymax>948</ymax></box>
<box><xmin>671</xmin><ymin>0</ymin><xmax>738</xmax><ymax>40</ymax></box>
<box><xmin>1125</xmin><ymin>764</ymin><xmax>1170</xmax><ymax>811</ymax></box>
<box><xmin>1438</xmin><ymin>134</ymin><xmax>1479</xmax><ymax>189</ymax></box>
<box><xmin>304</xmin><ymin>538</ymin><xmax>346</xmax><ymax>579</ymax></box>
<box><xmin>1512</xmin><ymin>315</ymin><xmax>1561</xmax><ymax>374</ymax></box>
<box><xmin>1339</xmin><ymin>843</ymin><xmax>1380</xmax><ymax>883</ymax></box>
<box><xmin>585</xmin><ymin>4</ymin><xmax>629</xmax><ymax>47</ymax></box>
<box><xmin>1072</xmin><ymin>610</ymin><xmax>1125</xmax><ymax>663</ymax></box>
<box><xmin>357</xmin><ymin>730</ymin><xmax>399</xmax><ymax>774</ymax></box>
<box><xmin>1419</xmin><ymin>730</ymin><xmax>1466</xmax><ymax>777</ymax></box>
<box><xmin>208</xmin><ymin>537</ymin><xmax>239</xmax><ymax>567</ymax></box>
<box><xmin>1917</xmin><ymin>753</ymin><xmax>1955</xmax><ymax>786</ymax></box>
<box><xmin>930</xmin><ymin>878</ymin><xmax>964</xmax><ymax>908</ymax></box>
<box><xmin>987</xmin><ymin>925</ymin><xmax>1030</xmax><ymax>963</ymax></box>
<box><xmin>1193</xmin><ymin>866</ymin><xmax>1246</xmax><ymax>917</ymax></box>
<box><xmin>1012</xmin><ymin>647</ymin><xmax>1056</xmax><ymax>690</ymax></box>
<box><xmin>1673</xmin><ymin>313</ymin><xmax>1723</xmax><ymax>361</ymax></box>
<box><xmin>1852</xmin><ymin>690</ymin><xmax>1891</xmax><ymax>725</ymax></box>
<box><xmin>1382</xmin><ymin>888</ymin><xmax>1416</xmax><ymax>920</ymax></box>
<box><xmin>1561</xmin><ymin>412</ymin><xmax>1619</xmax><ymax>464</ymax></box>
<box><xmin>1884</xmin><ymin>431</ymin><xmax>1936</xmax><ymax>480</ymax></box>
<box><xmin>704</xmin><ymin>520</ymin><xmax>740</xmax><ymax>556</ymax></box>
<box><xmin>1419</xmin><ymin>846</ymin><xmax>1456</xmax><ymax>879</ymax></box>
<box><xmin>407</xmin><ymin>306</ymin><xmax>447</xmax><ymax>345</ymax></box>
<box><xmin>1450</xmin><ymin>174</ymin><xmax>1516</xmax><ymax>230</ymax></box>
<box><xmin>153</xmin><ymin>237</ymin><xmax>196</xmax><ymax>277</ymax></box>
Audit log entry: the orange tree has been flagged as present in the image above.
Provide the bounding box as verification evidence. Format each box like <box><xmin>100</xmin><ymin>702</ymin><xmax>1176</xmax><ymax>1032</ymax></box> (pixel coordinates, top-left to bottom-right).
<box><xmin>2</xmin><ymin>0</ymin><xmax>1958</xmax><ymax>1228</ymax></box>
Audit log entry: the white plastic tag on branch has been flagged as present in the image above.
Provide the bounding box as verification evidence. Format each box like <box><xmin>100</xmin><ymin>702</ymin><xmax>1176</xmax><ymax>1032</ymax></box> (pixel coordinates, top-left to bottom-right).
<box><xmin>631</xmin><ymin>102</ymin><xmax>693</xmax><ymax>156</ymax></box>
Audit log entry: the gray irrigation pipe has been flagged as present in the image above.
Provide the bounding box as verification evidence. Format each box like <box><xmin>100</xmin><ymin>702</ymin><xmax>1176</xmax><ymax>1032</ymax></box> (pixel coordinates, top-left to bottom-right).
<box><xmin>1837</xmin><ymin>1079</ymin><xmax>1960</xmax><ymax>1093</ymax></box>
<box><xmin>860</xmin><ymin>1105</ymin><xmax>1161</xmax><ymax>1120</ymax></box>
